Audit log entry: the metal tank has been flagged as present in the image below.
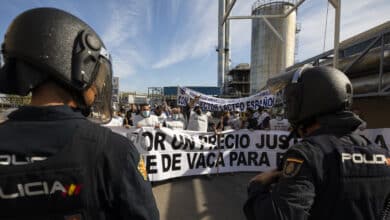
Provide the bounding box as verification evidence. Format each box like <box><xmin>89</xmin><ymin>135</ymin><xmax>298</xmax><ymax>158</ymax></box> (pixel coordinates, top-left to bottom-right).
<box><xmin>250</xmin><ymin>0</ymin><xmax>296</xmax><ymax>93</ymax></box>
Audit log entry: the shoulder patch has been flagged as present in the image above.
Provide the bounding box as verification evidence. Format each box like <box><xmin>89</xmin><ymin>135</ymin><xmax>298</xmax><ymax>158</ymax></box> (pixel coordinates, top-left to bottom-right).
<box><xmin>137</xmin><ymin>157</ymin><xmax>148</xmax><ymax>181</ymax></box>
<box><xmin>282</xmin><ymin>158</ymin><xmax>304</xmax><ymax>177</ymax></box>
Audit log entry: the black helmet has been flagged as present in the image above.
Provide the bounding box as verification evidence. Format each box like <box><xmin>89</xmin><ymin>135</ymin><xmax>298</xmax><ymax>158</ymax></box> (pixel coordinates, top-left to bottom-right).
<box><xmin>283</xmin><ymin>65</ymin><xmax>353</xmax><ymax>127</ymax></box>
<box><xmin>0</xmin><ymin>8</ymin><xmax>112</xmax><ymax>123</ymax></box>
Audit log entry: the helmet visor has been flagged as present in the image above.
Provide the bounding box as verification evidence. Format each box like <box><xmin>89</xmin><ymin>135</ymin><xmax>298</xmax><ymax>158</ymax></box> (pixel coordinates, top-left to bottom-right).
<box><xmin>88</xmin><ymin>58</ymin><xmax>112</xmax><ymax>124</ymax></box>
<box><xmin>266</xmin><ymin>69</ymin><xmax>297</xmax><ymax>109</ymax></box>
<box><xmin>266</xmin><ymin>65</ymin><xmax>311</xmax><ymax>126</ymax></box>
<box><xmin>266</xmin><ymin>64</ymin><xmax>312</xmax><ymax>95</ymax></box>
<box><xmin>266</xmin><ymin>70</ymin><xmax>296</xmax><ymax>95</ymax></box>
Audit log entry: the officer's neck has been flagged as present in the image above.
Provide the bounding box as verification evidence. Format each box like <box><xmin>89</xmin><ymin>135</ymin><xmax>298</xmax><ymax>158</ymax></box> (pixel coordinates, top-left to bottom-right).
<box><xmin>30</xmin><ymin>82</ymin><xmax>77</xmax><ymax>108</ymax></box>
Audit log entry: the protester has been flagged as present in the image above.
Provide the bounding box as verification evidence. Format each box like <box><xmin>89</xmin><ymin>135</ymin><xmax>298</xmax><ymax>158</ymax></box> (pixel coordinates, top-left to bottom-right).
<box><xmin>244</xmin><ymin>66</ymin><xmax>390</xmax><ymax>220</ymax></box>
<box><xmin>208</xmin><ymin>121</ymin><xmax>218</xmax><ymax>132</ymax></box>
<box><xmin>165</xmin><ymin>106</ymin><xmax>186</xmax><ymax>130</ymax></box>
<box><xmin>154</xmin><ymin>105</ymin><xmax>167</xmax><ymax>126</ymax></box>
<box><xmin>269</xmin><ymin>108</ymin><xmax>290</xmax><ymax>131</ymax></box>
<box><xmin>0</xmin><ymin>8</ymin><xmax>158</xmax><ymax>219</ymax></box>
<box><xmin>161</xmin><ymin>101</ymin><xmax>172</xmax><ymax>118</ymax></box>
<box><xmin>123</xmin><ymin>104</ymin><xmax>139</xmax><ymax>128</ymax></box>
<box><xmin>245</xmin><ymin>107</ymin><xmax>258</xmax><ymax>130</ymax></box>
<box><xmin>104</xmin><ymin>110</ymin><xmax>124</xmax><ymax>126</ymax></box>
<box><xmin>131</xmin><ymin>103</ymin><xmax>140</xmax><ymax>114</ymax></box>
<box><xmin>217</xmin><ymin>111</ymin><xmax>232</xmax><ymax>131</ymax></box>
<box><xmin>185</xmin><ymin>96</ymin><xmax>209</xmax><ymax>132</ymax></box>
<box><xmin>256</xmin><ymin>107</ymin><xmax>271</xmax><ymax>130</ymax></box>
<box><xmin>228</xmin><ymin>108</ymin><xmax>242</xmax><ymax>130</ymax></box>
<box><xmin>239</xmin><ymin>112</ymin><xmax>248</xmax><ymax>129</ymax></box>
<box><xmin>123</xmin><ymin>109</ymin><xmax>133</xmax><ymax>127</ymax></box>
<box><xmin>136</xmin><ymin>103</ymin><xmax>160</xmax><ymax>128</ymax></box>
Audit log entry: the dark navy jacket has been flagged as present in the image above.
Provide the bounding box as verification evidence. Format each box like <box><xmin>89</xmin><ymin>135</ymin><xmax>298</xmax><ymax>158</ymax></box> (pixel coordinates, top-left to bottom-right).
<box><xmin>0</xmin><ymin>106</ymin><xmax>159</xmax><ymax>220</ymax></box>
<box><xmin>244</xmin><ymin>111</ymin><xmax>390</xmax><ymax>220</ymax></box>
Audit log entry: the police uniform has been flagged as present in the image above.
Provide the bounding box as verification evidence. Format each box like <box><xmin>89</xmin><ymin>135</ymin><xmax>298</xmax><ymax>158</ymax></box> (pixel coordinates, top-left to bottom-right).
<box><xmin>0</xmin><ymin>106</ymin><xmax>159</xmax><ymax>220</ymax></box>
<box><xmin>244</xmin><ymin>112</ymin><xmax>390</xmax><ymax>220</ymax></box>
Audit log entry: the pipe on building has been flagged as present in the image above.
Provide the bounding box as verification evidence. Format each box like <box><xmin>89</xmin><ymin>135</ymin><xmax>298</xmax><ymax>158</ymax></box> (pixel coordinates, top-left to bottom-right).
<box><xmin>352</xmin><ymin>72</ymin><xmax>390</xmax><ymax>94</ymax></box>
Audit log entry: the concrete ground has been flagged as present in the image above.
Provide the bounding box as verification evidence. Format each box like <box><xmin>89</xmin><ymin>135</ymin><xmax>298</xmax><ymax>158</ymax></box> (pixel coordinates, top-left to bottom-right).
<box><xmin>152</xmin><ymin>173</ymin><xmax>255</xmax><ymax>220</ymax></box>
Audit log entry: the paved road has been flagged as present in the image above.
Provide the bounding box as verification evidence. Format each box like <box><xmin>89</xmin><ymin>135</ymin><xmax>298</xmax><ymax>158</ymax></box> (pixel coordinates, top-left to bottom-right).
<box><xmin>152</xmin><ymin>173</ymin><xmax>255</xmax><ymax>220</ymax></box>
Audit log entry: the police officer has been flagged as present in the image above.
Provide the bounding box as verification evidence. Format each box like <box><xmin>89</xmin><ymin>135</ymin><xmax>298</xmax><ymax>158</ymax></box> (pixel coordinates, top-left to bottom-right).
<box><xmin>244</xmin><ymin>66</ymin><xmax>390</xmax><ymax>219</ymax></box>
<box><xmin>0</xmin><ymin>8</ymin><xmax>159</xmax><ymax>219</ymax></box>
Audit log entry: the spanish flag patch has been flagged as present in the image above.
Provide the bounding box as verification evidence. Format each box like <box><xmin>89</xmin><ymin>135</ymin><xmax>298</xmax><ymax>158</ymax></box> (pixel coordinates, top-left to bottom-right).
<box><xmin>282</xmin><ymin>158</ymin><xmax>304</xmax><ymax>177</ymax></box>
<box><xmin>137</xmin><ymin>157</ymin><xmax>148</xmax><ymax>181</ymax></box>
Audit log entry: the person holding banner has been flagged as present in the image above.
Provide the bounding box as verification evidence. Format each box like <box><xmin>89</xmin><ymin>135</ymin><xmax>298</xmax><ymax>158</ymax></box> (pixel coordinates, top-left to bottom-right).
<box><xmin>245</xmin><ymin>107</ymin><xmax>259</xmax><ymax>130</ymax></box>
<box><xmin>123</xmin><ymin>104</ymin><xmax>139</xmax><ymax>127</ymax></box>
<box><xmin>136</xmin><ymin>104</ymin><xmax>160</xmax><ymax>128</ymax></box>
<box><xmin>244</xmin><ymin>66</ymin><xmax>390</xmax><ymax>220</ymax></box>
<box><xmin>228</xmin><ymin>108</ymin><xmax>242</xmax><ymax>130</ymax></box>
<box><xmin>256</xmin><ymin>107</ymin><xmax>271</xmax><ymax>130</ymax></box>
<box><xmin>153</xmin><ymin>105</ymin><xmax>168</xmax><ymax>125</ymax></box>
<box><xmin>165</xmin><ymin>106</ymin><xmax>186</xmax><ymax>130</ymax></box>
<box><xmin>123</xmin><ymin>109</ymin><xmax>133</xmax><ymax>127</ymax></box>
<box><xmin>217</xmin><ymin>111</ymin><xmax>232</xmax><ymax>131</ymax></box>
<box><xmin>185</xmin><ymin>96</ymin><xmax>209</xmax><ymax>132</ymax></box>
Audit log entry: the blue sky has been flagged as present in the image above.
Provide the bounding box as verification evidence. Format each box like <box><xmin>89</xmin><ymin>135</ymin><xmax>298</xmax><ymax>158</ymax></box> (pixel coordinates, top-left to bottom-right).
<box><xmin>0</xmin><ymin>0</ymin><xmax>389</xmax><ymax>93</ymax></box>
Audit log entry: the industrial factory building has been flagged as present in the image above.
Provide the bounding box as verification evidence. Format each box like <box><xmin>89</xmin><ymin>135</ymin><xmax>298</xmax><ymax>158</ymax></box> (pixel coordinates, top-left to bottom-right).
<box><xmin>224</xmin><ymin>63</ymin><xmax>250</xmax><ymax>98</ymax></box>
<box><xmin>270</xmin><ymin>21</ymin><xmax>390</xmax><ymax>128</ymax></box>
<box><xmin>218</xmin><ymin>0</ymin><xmax>389</xmax><ymax>128</ymax></box>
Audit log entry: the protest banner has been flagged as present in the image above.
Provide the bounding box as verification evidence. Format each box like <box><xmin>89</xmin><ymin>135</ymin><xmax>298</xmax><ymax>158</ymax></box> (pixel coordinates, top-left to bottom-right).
<box><xmin>110</xmin><ymin>127</ymin><xmax>390</xmax><ymax>182</ymax></box>
<box><xmin>360</xmin><ymin>128</ymin><xmax>390</xmax><ymax>149</ymax></box>
<box><xmin>176</xmin><ymin>86</ymin><xmax>275</xmax><ymax>112</ymax></box>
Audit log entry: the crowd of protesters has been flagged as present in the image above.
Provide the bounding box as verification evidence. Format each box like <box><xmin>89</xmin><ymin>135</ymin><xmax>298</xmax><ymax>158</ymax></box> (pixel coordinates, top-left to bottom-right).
<box><xmin>108</xmin><ymin>97</ymin><xmax>291</xmax><ymax>132</ymax></box>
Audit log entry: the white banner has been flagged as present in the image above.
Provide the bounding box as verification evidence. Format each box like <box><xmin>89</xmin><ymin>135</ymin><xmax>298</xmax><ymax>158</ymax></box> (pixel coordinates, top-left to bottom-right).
<box><xmin>176</xmin><ymin>86</ymin><xmax>275</xmax><ymax>112</ymax></box>
<box><xmin>360</xmin><ymin>128</ymin><xmax>390</xmax><ymax>149</ymax></box>
<box><xmin>110</xmin><ymin>127</ymin><xmax>390</xmax><ymax>182</ymax></box>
